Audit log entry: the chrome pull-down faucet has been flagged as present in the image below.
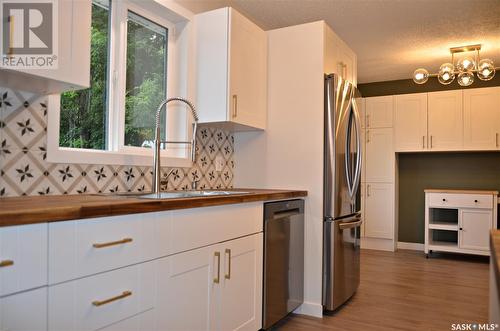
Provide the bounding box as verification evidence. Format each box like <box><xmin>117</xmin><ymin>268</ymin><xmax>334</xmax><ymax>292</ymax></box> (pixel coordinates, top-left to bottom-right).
<box><xmin>152</xmin><ymin>97</ymin><xmax>199</xmax><ymax>194</ymax></box>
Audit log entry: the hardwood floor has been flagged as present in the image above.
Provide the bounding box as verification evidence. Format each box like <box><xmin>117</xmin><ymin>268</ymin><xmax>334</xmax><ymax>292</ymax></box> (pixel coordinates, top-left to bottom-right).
<box><xmin>277</xmin><ymin>249</ymin><xmax>489</xmax><ymax>331</ymax></box>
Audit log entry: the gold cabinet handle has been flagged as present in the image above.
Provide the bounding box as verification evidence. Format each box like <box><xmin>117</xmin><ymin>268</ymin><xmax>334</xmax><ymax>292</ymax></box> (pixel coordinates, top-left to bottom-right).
<box><xmin>92</xmin><ymin>291</ymin><xmax>132</xmax><ymax>307</ymax></box>
<box><xmin>232</xmin><ymin>95</ymin><xmax>238</xmax><ymax>118</ymax></box>
<box><xmin>93</xmin><ymin>238</ymin><xmax>133</xmax><ymax>249</ymax></box>
<box><xmin>225</xmin><ymin>249</ymin><xmax>231</xmax><ymax>280</ymax></box>
<box><xmin>0</xmin><ymin>260</ymin><xmax>14</xmax><ymax>268</ymax></box>
<box><xmin>367</xmin><ymin>184</ymin><xmax>371</xmax><ymax>197</ymax></box>
<box><xmin>496</xmin><ymin>133</ymin><xmax>499</xmax><ymax>148</ymax></box>
<box><xmin>366</xmin><ymin>114</ymin><xmax>370</xmax><ymax>127</ymax></box>
<box><xmin>430</xmin><ymin>135</ymin><xmax>433</xmax><ymax>149</ymax></box>
<box><xmin>366</xmin><ymin>130</ymin><xmax>370</xmax><ymax>143</ymax></box>
<box><xmin>422</xmin><ymin>136</ymin><xmax>425</xmax><ymax>149</ymax></box>
<box><xmin>214</xmin><ymin>251</ymin><xmax>221</xmax><ymax>284</ymax></box>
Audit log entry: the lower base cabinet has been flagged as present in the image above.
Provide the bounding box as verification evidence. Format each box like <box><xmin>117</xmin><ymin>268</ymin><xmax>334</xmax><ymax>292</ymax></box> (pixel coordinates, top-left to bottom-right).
<box><xmin>157</xmin><ymin>233</ymin><xmax>263</xmax><ymax>331</ymax></box>
<box><xmin>0</xmin><ymin>287</ymin><xmax>47</xmax><ymax>331</ymax></box>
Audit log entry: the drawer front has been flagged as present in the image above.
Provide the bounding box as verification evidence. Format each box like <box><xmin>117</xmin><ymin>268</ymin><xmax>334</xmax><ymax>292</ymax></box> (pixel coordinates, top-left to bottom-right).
<box><xmin>49</xmin><ymin>212</ymin><xmax>169</xmax><ymax>284</ymax></box>
<box><xmin>0</xmin><ymin>287</ymin><xmax>47</xmax><ymax>331</ymax></box>
<box><xmin>48</xmin><ymin>261</ymin><xmax>156</xmax><ymax>331</ymax></box>
<box><xmin>170</xmin><ymin>202</ymin><xmax>263</xmax><ymax>254</ymax></box>
<box><xmin>0</xmin><ymin>223</ymin><xmax>48</xmax><ymax>296</ymax></box>
<box><xmin>99</xmin><ymin>308</ymin><xmax>155</xmax><ymax>331</ymax></box>
<box><xmin>428</xmin><ymin>193</ymin><xmax>493</xmax><ymax>209</ymax></box>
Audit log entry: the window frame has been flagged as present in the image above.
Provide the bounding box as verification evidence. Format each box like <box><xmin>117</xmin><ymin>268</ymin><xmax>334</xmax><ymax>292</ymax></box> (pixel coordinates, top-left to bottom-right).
<box><xmin>47</xmin><ymin>0</ymin><xmax>193</xmax><ymax>167</ymax></box>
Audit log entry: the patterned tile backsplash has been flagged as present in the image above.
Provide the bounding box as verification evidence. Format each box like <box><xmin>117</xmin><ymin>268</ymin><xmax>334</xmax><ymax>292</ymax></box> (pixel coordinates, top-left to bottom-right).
<box><xmin>0</xmin><ymin>88</ymin><xmax>234</xmax><ymax>197</ymax></box>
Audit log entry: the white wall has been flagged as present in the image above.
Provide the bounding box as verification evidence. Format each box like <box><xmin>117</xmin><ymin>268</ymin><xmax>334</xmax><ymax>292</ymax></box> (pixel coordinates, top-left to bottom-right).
<box><xmin>235</xmin><ymin>21</ymin><xmax>326</xmax><ymax>317</ymax></box>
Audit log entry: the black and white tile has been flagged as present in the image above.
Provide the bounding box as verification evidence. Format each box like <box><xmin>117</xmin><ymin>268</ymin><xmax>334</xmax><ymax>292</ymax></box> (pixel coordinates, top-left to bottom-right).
<box><xmin>0</xmin><ymin>87</ymin><xmax>235</xmax><ymax>197</ymax></box>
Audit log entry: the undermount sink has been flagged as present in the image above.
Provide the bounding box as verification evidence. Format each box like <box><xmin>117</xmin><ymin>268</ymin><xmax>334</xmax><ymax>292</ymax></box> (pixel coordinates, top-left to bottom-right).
<box><xmin>116</xmin><ymin>190</ymin><xmax>250</xmax><ymax>199</ymax></box>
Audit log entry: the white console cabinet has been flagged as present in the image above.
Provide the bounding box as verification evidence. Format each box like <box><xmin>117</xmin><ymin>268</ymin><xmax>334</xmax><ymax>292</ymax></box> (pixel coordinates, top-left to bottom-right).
<box><xmin>424</xmin><ymin>189</ymin><xmax>498</xmax><ymax>257</ymax></box>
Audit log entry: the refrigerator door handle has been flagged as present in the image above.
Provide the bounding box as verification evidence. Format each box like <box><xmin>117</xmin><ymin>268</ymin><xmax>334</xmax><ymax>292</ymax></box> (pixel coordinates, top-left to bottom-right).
<box><xmin>344</xmin><ymin>99</ymin><xmax>355</xmax><ymax>199</ymax></box>
<box><xmin>339</xmin><ymin>219</ymin><xmax>362</xmax><ymax>230</ymax></box>
<box><xmin>350</xmin><ymin>99</ymin><xmax>362</xmax><ymax>201</ymax></box>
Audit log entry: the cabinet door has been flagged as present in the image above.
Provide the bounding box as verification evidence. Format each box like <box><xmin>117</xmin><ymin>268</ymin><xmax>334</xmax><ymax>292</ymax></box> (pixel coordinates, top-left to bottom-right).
<box><xmin>428</xmin><ymin>90</ymin><xmax>463</xmax><ymax>150</ymax></box>
<box><xmin>459</xmin><ymin>209</ymin><xmax>492</xmax><ymax>251</ymax></box>
<box><xmin>0</xmin><ymin>287</ymin><xmax>47</xmax><ymax>331</ymax></box>
<box><xmin>218</xmin><ymin>233</ymin><xmax>263</xmax><ymax>331</ymax></box>
<box><xmin>156</xmin><ymin>245</ymin><xmax>218</xmax><ymax>331</ymax></box>
<box><xmin>337</xmin><ymin>40</ymin><xmax>357</xmax><ymax>86</ymax></box>
<box><xmin>394</xmin><ymin>93</ymin><xmax>427</xmax><ymax>151</ymax></box>
<box><xmin>0</xmin><ymin>223</ymin><xmax>47</xmax><ymax>296</ymax></box>
<box><xmin>365</xmin><ymin>128</ymin><xmax>394</xmax><ymax>182</ymax></box>
<box><xmin>463</xmin><ymin>87</ymin><xmax>500</xmax><ymax>150</ymax></box>
<box><xmin>365</xmin><ymin>96</ymin><xmax>393</xmax><ymax>128</ymax></box>
<box><xmin>229</xmin><ymin>8</ymin><xmax>267</xmax><ymax>129</ymax></box>
<box><xmin>364</xmin><ymin>183</ymin><xmax>394</xmax><ymax>239</ymax></box>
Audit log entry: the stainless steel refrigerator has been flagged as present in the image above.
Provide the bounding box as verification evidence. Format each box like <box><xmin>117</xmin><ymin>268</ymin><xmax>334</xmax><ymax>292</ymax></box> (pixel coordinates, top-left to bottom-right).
<box><xmin>323</xmin><ymin>73</ymin><xmax>363</xmax><ymax>311</ymax></box>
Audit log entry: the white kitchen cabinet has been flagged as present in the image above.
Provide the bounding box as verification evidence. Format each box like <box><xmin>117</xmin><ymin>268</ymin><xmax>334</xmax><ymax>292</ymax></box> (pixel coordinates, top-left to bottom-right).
<box><xmin>394</xmin><ymin>93</ymin><xmax>427</xmax><ymax>151</ymax></box>
<box><xmin>463</xmin><ymin>87</ymin><xmax>500</xmax><ymax>150</ymax></box>
<box><xmin>324</xmin><ymin>25</ymin><xmax>357</xmax><ymax>86</ymax></box>
<box><xmin>459</xmin><ymin>209</ymin><xmax>492</xmax><ymax>251</ymax></box>
<box><xmin>425</xmin><ymin>190</ymin><xmax>497</xmax><ymax>257</ymax></box>
<box><xmin>195</xmin><ymin>7</ymin><xmax>267</xmax><ymax>130</ymax></box>
<box><xmin>157</xmin><ymin>233</ymin><xmax>263</xmax><ymax>331</ymax></box>
<box><xmin>428</xmin><ymin>90</ymin><xmax>463</xmax><ymax>150</ymax></box>
<box><xmin>364</xmin><ymin>183</ymin><xmax>394</xmax><ymax>239</ymax></box>
<box><xmin>365</xmin><ymin>96</ymin><xmax>393</xmax><ymax>128</ymax></box>
<box><xmin>0</xmin><ymin>223</ymin><xmax>47</xmax><ymax>297</ymax></box>
<box><xmin>0</xmin><ymin>0</ymin><xmax>91</xmax><ymax>94</ymax></box>
<box><xmin>365</xmin><ymin>128</ymin><xmax>394</xmax><ymax>182</ymax></box>
<box><xmin>48</xmin><ymin>261</ymin><xmax>156</xmax><ymax>331</ymax></box>
<box><xmin>0</xmin><ymin>287</ymin><xmax>47</xmax><ymax>331</ymax></box>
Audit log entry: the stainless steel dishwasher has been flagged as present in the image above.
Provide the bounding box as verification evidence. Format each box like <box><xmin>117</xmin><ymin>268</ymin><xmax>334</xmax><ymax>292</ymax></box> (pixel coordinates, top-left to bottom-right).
<box><xmin>263</xmin><ymin>199</ymin><xmax>304</xmax><ymax>329</ymax></box>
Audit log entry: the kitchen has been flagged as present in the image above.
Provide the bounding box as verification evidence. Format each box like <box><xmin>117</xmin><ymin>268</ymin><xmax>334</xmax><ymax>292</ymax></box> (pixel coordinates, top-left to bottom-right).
<box><xmin>0</xmin><ymin>1</ymin><xmax>499</xmax><ymax>330</ymax></box>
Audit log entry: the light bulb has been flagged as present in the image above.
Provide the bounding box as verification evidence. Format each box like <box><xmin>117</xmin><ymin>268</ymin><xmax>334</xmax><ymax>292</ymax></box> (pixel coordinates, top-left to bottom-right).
<box><xmin>438</xmin><ymin>63</ymin><xmax>455</xmax><ymax>85</ymax></box>
<box><xmin>413</xmin><ymin>68</ymin><xmax>429</xmax><ymax>84</ymax></box>
<box><xmin>477</xmin><ymin>59</ymin><xmax>495</xmax><ymax>81</ymax></box>
<box><xmin>458</xmin><ymin>71</ymin><xmax>474</xmax><ymax>86</ymax></box>
<box><xmin>456</xmin><ymin>56</ymin><xmax>476</xmax><ymax>72</ymax></box>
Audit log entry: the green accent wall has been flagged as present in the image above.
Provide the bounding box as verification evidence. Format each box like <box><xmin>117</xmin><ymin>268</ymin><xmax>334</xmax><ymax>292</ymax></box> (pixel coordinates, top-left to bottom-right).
<box><xmin>358</xmin><ymin>75</ymin><xmax>500</xmax><ymax>97</ymax></box>
<box><xmin>398</xmin><ymin>152</ymin><xmax>500</xmax><ymax>243</ymax></box>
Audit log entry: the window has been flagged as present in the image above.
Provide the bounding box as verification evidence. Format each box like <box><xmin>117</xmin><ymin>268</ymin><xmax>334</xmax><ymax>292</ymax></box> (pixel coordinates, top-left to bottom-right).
<box><xmin>60</xmin><ymin>0</ymin><xmax>110</xmax><ymax>150</ymax></box>
<box><xmin>49</xmin><ymin>0</ymin><xmax>191</xmax><ymax>166</ymax></box>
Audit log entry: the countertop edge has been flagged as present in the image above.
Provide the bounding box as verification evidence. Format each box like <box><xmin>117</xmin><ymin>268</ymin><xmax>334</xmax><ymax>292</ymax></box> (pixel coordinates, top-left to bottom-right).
<box><xmin>0</xmin><ymin>190</ymin><xmax>307</xmax><ymax>227</ymax></box>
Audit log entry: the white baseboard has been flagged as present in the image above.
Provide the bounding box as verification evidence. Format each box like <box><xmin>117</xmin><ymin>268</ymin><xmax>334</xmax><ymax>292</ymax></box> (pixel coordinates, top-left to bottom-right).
<box><xmin>293</xmin><ymin>301</ymin><xmax>323</xmax><ymax>318</ymax></box>
<box><xmin>360</xmin><ymin>237</ymin><xmax>396</xmax><ymax>251</ymax></box>
<box><xmin>397</xmin><ymin>241</ymin><xmax>424</xmax><ymax>251</ymax></box>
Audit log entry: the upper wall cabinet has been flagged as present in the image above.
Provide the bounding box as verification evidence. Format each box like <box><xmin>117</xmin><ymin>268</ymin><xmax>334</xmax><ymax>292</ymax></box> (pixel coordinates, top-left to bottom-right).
<box><xmin>195</xmin><ymin>7</ymin><xmax>267</xmax><ymax>131</ymax></box>
<box><xmin>0</xmin><ymin>0</ymin><xmax>91</xmax><ymax>94</ymax></box>
<box><xmin>324</xmin><ymin>25</ymin><xmax>357</xmax><ymax>86</ymax></box>
<box><xmin>463</xmin><ymin>87</ymin><xmax>500</xmax><ymax>150</ymax></box>
<box><xmin>394</xmin><ymin>91</ymin><xmax>464</xmax><ymax>152</ymax></box>
<box><xmin>428</xmin><ymin>90</ymin><xmax>463</xmax><ymax>150</ymax></box>
<box><xmin>394</xmin><ymin>93</ymin><xmax>427</xmax><ymax>151</ymax></box>
<box><xmin>365</xmin><ymin>96</ymin><xmax>393</xmax><ymax>128</ymax></box>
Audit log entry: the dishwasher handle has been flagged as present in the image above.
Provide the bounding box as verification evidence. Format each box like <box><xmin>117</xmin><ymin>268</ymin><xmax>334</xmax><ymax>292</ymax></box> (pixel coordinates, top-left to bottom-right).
<box><xmin>264</xmin><ymin>199</ymin><xmax>304</xmax><ymax>221</ymax></box>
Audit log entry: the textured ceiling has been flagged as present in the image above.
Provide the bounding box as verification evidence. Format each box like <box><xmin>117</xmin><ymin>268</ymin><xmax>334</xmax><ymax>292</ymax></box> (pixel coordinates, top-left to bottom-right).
<box><xmin>174</xmin><ymin>0</ymin><xmax>500</xmax><ymax>84</ymax></box>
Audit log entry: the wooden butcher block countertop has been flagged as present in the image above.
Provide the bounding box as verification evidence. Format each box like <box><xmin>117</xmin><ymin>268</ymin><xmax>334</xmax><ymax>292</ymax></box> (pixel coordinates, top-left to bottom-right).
<box><xmin>0</xmin><ymin>189</ymin><xmax>307</xmax><ymax>227</ymax></box>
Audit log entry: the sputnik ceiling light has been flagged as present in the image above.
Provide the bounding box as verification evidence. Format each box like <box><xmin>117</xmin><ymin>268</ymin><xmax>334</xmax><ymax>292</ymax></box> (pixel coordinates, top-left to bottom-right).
<box><xmin>413</xmin><ymin>44</ymin><xmax>497</xmax><ymax>86</ymax></box>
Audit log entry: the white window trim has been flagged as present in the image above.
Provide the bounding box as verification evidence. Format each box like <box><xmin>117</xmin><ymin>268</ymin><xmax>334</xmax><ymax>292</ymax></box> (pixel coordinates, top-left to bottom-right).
<box><xmin>47</xmin><ymin>0</ymin><xmax>194</xmax><ymax>167</ymax></box>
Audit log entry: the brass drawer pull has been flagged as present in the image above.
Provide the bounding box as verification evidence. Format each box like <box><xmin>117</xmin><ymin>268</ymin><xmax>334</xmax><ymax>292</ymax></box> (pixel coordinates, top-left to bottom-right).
<box><xmin>214</xmin><ymin>251</ymin><xmax>221</xmax><ymax>284</ymax></box>
<box><xmin>0</xmin><ymin>260</ymin><xmax>14</xmax><ymax>268</ymax></box>
<box><xmin>232</xmin><ymin>95</ymin><xmax>238</xmax><ymax>118</ymax></box>
<box><xmin>225</xmin><ymin>249</ymin><xmax>231</xmax><ymax>280</ymax></box>
<box><xmin>92</xmin><ymin>291</ymin><xmax>132</xmax><ymax>307</ymax></box>
<box><xmin>93</xmin><ymin>238</ymin><xmax>133</xmax><ymax>249</ymax></box>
